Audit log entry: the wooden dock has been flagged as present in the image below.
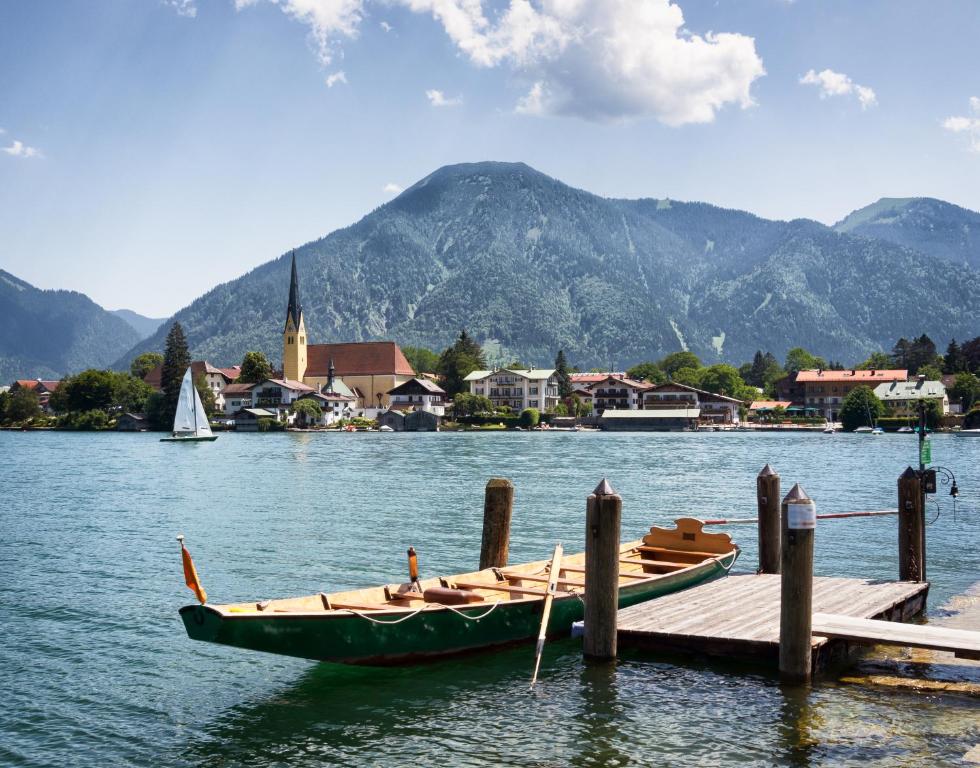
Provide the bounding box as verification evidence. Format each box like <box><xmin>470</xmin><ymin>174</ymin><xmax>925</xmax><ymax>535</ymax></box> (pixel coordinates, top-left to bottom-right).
<box><xmin>617</xmin><ymin>573</ymin><xmax>930</xmax><ymax>673</ymax></box>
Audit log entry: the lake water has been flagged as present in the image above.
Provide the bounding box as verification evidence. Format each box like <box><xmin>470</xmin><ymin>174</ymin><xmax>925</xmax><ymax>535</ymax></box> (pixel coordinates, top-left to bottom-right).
<box><xmin>1</xmin><ymin>430</ymin><xmax>978</xmax><ymax>767</ymax></box>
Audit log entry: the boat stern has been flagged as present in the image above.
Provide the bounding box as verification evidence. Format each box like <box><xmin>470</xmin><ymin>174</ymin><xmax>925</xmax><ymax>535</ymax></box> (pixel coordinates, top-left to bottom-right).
<box><xmin>179</xmin><ymin>604</ymin><xmax>225</xmax><ymax>643</ymax></box>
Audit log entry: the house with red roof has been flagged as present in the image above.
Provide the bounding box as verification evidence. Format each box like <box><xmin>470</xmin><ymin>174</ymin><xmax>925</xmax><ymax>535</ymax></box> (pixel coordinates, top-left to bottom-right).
<box><xmin>144</xmin><ymin>361</ymin><xmax>242</xmax><ymax>413</ymax></box>
<box><xmin>10</xmin><ymin>379</ymin><xmax>61</xmax><ymax>413</ymax></box>
<box><xmin>777</xmin><ymin>368</ymin><xmax>908</xmax><ymax>421</ymax></box>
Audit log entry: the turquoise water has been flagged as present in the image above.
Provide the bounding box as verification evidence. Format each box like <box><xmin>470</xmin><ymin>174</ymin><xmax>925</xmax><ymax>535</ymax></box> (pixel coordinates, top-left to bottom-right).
<box><xmin>1</xmin><ymin>430</ymin><xmax>978</xmax><ymax>767</ymax></box>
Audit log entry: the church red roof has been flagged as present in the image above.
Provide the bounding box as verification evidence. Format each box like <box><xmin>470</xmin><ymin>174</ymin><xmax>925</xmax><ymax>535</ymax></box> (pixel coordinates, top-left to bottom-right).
<box><xmin>306</xmin><ymin>342</ymin><xmax>414</xmax><ymax>377</ymax></box>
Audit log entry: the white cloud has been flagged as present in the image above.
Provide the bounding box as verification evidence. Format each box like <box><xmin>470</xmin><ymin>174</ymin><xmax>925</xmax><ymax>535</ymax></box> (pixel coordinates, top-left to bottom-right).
<box><xmin>425</xmin><ymin>88</ymin><xmax>462</xmax><ymax>107</ymax></box>
<box><xmin>401</xmin><ymin>0</ymin><xmax>764</xmax><ymax>125</ymax></box>
<box><xmin>380</xmin><ymin>20</ymin><xmax>392</xmax><ymax>31</ymax></box>
<box><xmin>2</xmin><ymin>139</ymin><xmax>41</xmax><ymax>159</ymax></box>
<box><xmin>164</xmin><ymin>0</ymin><xmax>198</xmax><ymax>17</ymax></box>
<box><xmin>325</xmin><ymin>70</ymin><xmax>348</xmax><ymax>87</ymax></box>
<box><xmin>942</xmin><ymin>96</ymin><xmax>980</xmax><ymax>153</ymax></box>
<box><xmin>383</xmin><ymin>182</ymin><xmax>404</xmax><ymax>194</ymax></box>
<box><xmin>237</xmin><ymin>0</ymin><xmax>364</xmax><ymax>65</ymax></box>
<box><xmin>800</xmin><ymin>68</ymin><xmax>877</xmax><ymax>109</ymax></box>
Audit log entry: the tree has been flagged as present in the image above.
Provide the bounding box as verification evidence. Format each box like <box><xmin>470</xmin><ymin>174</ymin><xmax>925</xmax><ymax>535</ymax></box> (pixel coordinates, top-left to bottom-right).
<box><xmin>0</xmin><ymin>390</ymin><xmax>8</xmax><ymax>422</ymax></box>
<box><xmin>145</xmin><ymin>392</ymin><xmax>168</xmax><ymax>430</ymax></box>
<box><xmin>130</xmin><ymin>352</ymin><xmax>164</xmax><ymax>381</ymax></box>
<box><xmin>785</xmin><ymin>347</ymin><xmax>827</xmax><ymax>373</ymax></box>
<box><xmin>238</xmin><ymin>351</ymin><xmax>273</xmax><ymax>384</ymax></box>
<box><xmin>949</xmin><ymin>372</ymin><xmax>980</xmax><ymax>412</ymax></box>
<box><xmin>944</xmin><ymin>339</ymin><xmax>967</xmax><ymax>374</ymax></box>
<box><xmin>917</xmin><ymin>364</ymin><xmax>944</xmax><ymax>382</ymax></box>
<box><xmin>626</xmin><ymin>362</ymin><xmax>666</xmax><ymax>384</ymax></box>
<box><xmin>672</xmin><ymin>366</ymin><xmax>702</xmax><ymax>388</ymax></box>
<box><xmin>161</xmin><ymin>322</ymin><xmax>191</xmax><ymax>424</ymax></box>
<box><xmin>699</xmin><ymin>364</ymin><xmax>748</xmax><ymax>399</ymax></box>
<box><xmin>111</xmin><ymin>372</ymin><xmax>154</xmax><ymax>414</ymax></box>
<box><xmin>518</xmin><ymin>408</ymin><xmax>540</xmax><ymax>428</ymax></box>
<box><xmin>194</xmin><ymin>374</ymin><xmax>217</xmax><ymax>417</ymax></box>
<box><xmin>856</xmin><ymin>352</ymin><xmax>892</xmax><ymax>370</ymax></box>
<box><xmin>55</xmin><ymin>369</ymin><xmax>116</xmax><ymax>413</ymax></box>
<box><xmin>453</xmin><ymin>392</ymin><xmax>493</xmax><ymax>417</ymax></box>
<box><xmin>961</xmin><ymin>336</ymin><xmax>980</xmax><ymax>374</ymax></box>
<box><xmin>839</xmin><ymin>385</ymin><xmax>884</xmax><ymax>432</ymax></box>
<box><xmin>659</xmin><ymin>351</ymin><xmax>701</xmax><ymax>377</ymax></box>
<box><xmin>908</xmin><ymin>334</ymin><xmax>938</xmax><ymax>375</ymax></box>
<box><xmin>292</xmin><ymin>398</ymin><xmax>322</xmax><ymax>427</ymax></box>
<box><xmin>402</xmin><ymin>346</ymin><xmax>440</xmax><ymax>376</ymax></box>
<box><xmin>554</xmin><ymin>350</ymin><xmax>572</xmax><ymax>398</ymax></box>
<box><xmin>438</xmin><ymin>330</ymin><xmax>486</xmax><ymax>397</ymax></box>
<box><xmin>4</xmin><ymin>387</ymin><xmax>41</xmax><ymax>423</ymax></box>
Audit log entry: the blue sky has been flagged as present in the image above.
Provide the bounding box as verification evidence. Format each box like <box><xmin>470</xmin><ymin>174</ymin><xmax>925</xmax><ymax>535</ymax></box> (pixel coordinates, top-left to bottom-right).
<box><xmin>1</xmin><ymin>0</ymin><xmax>978</xmax><ymax>316</ymax></box>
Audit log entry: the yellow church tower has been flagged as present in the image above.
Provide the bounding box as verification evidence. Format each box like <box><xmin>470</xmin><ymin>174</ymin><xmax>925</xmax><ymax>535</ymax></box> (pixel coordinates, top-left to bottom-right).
<box><xmin>282</xmin><ymin>252</ymin><xmax>307</xmax><ymax>382</ymax></box>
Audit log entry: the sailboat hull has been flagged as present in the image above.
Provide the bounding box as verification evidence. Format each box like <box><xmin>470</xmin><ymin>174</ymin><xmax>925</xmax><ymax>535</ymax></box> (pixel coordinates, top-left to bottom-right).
<box><xmin>160</xmin><ymin>436</ymin><xmax>219</xmax><ymax>442</ymax></box>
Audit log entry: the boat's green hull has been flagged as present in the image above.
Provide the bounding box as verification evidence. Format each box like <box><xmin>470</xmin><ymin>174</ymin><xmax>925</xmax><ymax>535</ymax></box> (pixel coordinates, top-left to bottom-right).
<box><xmin>179</xmin><ymin>551</ymin><xmax>736</xmax><ymax>665</ymax></box>
<box><xmin>160</xmin><ymin>435</ymin><xmax>218</xmax><ymax>442</ymax></box>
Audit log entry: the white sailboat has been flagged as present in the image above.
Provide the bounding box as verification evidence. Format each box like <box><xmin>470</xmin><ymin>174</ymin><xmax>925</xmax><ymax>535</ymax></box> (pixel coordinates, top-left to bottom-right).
<box><xmin>160</xmin><ymin>367</ymin><xmax>218</xmax><ymax>443</ymax></box>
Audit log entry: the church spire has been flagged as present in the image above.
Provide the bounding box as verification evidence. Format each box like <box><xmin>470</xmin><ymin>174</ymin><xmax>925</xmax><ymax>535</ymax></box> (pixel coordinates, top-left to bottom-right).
<box><xmin>285</xmin><ymin>251</ymin><xmax>303</xmax><ymax>332</ymax></box>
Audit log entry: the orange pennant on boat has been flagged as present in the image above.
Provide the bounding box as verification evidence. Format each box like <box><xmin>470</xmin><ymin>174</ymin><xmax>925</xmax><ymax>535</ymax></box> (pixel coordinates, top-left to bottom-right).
<box><xmin>181</xmin><ymin>542</ymin><xmax>208</xmax><ymax>604</ymax></box>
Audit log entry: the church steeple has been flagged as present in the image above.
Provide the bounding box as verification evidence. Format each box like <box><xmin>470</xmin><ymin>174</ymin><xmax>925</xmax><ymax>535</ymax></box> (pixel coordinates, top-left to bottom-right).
<box><xmin>285</xmin><ymin>251</ymin><xmax>303</xmax><ymax>332</ymax></box>
<box><xmin>282</xmin><ymin>252</ymin><xmax>307</xmax><ymax>382</ymax></box>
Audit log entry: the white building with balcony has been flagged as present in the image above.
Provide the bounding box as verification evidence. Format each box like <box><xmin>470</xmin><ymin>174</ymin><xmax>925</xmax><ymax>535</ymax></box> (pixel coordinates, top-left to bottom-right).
<box><xmin>464</xmin><ymin>368</ymin><xmax>560</xmax><ymax>412</ymax></box>
<box><xmin>387</xmin><ymin>378</ymin><xmax>449</xmax><ymax>416</ymax></box>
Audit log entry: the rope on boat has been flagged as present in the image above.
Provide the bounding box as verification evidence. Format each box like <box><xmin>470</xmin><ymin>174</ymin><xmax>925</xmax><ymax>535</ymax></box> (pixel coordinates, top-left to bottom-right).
<box><xmin>443</xmin><ymin>601</ymin><xmax>501</xmax><ymax>620</ymax></box>
<box><xmin>343</xmin><ymin>601</ymin><xmax>502</xmax><ymax>625</ymax></box>
<box><xmin>342</xmin><ymin>606</ymin><xmax>428</xmax><ymax>624</ymax></box>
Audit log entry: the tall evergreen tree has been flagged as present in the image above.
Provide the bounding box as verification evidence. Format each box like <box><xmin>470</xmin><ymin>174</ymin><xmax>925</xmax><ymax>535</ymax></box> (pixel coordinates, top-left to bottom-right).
<box><xmin>554</xmin><ymin>349</ymin><xmax>572</xmax><ymax>398</ymax></box>
<box><xmin>437</xmin><ymin>330</ymin><xmax>486</xmax><ymax>397</ymax></box>
<box><xmin>944</xmin><ymin>339</ymin><xmax>965</xmax><ymax>374</ymax></box>
<box><xmin>161</xmin><ymin>322</ymin><xmax>190</xmax><ymax>424</ymax></box>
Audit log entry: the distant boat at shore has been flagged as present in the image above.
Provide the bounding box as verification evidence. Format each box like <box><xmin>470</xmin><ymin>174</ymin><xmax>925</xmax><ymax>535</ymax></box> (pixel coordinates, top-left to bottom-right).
<box><xmin>160</xmin><ymin>368</ymin><xmax>217</xmax><ymax>443</ymax></box>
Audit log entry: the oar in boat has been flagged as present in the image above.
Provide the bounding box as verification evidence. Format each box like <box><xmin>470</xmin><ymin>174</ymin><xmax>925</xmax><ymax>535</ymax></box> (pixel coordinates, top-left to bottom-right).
<box><xmin>530</xmin><ymin>543</ymin><xmax>563</xmax><ymax>689</ymax></box>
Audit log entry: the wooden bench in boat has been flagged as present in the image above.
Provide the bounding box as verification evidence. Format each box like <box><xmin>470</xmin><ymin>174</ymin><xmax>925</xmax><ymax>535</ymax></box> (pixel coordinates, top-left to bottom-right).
<box><xmin>634</xmin><ymin>545</ymin><xmax>714</xmax><ymax>560</ymax></box>
<box><xmin>501</xmin><ymin>572</ymin><xmax>587</xmax><ymax>588</ymax></box>
<box><xmin>453</xmin><ymin>580</ymin><xmax>572</xmax><ymax>598</ymax></box>
<box><xmin>619</xmin><ymin>558</ymin><xmax>694</xmax><ymax>570</ymax></box>
<box><xmin>557</xmin><ymin>564</ymin><xmax>651</xmax><ymax>579</ymax></box>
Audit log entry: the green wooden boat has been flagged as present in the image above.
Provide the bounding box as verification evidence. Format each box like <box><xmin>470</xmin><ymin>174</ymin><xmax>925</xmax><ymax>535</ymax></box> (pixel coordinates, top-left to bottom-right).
<box><xmin>179</xmin><ymin>518</ymin><xmax>738</xmax><ymax>665</ymax></box>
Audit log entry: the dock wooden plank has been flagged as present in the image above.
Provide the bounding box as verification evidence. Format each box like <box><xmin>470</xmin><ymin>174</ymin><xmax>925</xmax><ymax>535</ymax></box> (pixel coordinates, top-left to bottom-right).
<box><xmin>617</xmin><ymin>574</ymin><xmax>930</xmax><ymax>670</ymax></box>
<box><xmin>812</xmin><ymin>613</ymin><xmax>980</xmax><ymax>660</ymax></box>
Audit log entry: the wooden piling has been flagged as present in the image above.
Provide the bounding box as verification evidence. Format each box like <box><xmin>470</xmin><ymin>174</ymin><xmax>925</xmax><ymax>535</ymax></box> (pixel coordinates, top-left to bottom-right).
<box><xmin>757</xmin><ymin>464</ymin><xmax>781</xmax><ymax>574</ymax></box>
<box><xmin>779</xmin><ymin>483</ymin><xmax>815</xmax><ymax>684</ymax></box>
<box><xmin>898</xmin><ymin>467</ymin><xmax>925</xmax><ymax>583</ymax></box>
<box><xmin>584</xmin><ymin>478</ymin><xmax>621</xmax><ymax>660</ymax></box>
<box><xmin>480</xmin><ymin>478</ymin><xmax>514</xmax><ymax>570</ymax></box>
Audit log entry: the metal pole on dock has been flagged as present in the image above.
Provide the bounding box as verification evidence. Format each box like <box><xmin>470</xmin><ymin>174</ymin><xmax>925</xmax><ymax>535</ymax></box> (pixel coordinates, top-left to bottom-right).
<box><xmin>779</xmin><ymin>483</ymin><xmax>816</xmax><ymax>684</ymax></box>
<box><xmin>757</xmin><ymin>464</ymin><xmax>781</xmax><ymax>574</ymax></box>
<box><xmin>584</xmin><ymin>478</ymin><xmax>621</xmax><ymax>660</ymax></box>
<box><xmin>480</xmin><ymin>478</ymin><xmax>514</xmax><ymax>570</ymax></box>
<box><xmin>898</xmin><ymin>467</ymin><xmax>925</xmax><ymax>583</ymax></box>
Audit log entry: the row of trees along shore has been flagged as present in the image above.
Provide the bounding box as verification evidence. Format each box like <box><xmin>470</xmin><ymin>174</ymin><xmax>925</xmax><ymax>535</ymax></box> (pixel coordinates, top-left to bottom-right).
<box><xmin>2</xmin><ymin>324</ymin><xmax>979</xmax><ymax>430</ymax></box>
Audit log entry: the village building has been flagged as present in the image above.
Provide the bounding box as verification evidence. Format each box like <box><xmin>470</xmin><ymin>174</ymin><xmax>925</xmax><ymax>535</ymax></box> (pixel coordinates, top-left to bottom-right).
<box><xmin>747</xmin><ymin>400</ymin><xmax>794</xmax><ymax>420</ymax></box>
<box><xmin>296</xmin><ymin>390</ymin><xmax>356</xmax><ymax>425</ymax></box>
<box><xmin>643</xmin><ymin>382</ymin><xmax>743</xmax><ymax>425</ymax></box>
<box><xmin>280</xmin><ymin>255</ymin><xmax>414</xmax><ymax>409</ymax></box>
<box><xmin>464</xmin><ymin>368</ymin><xmax>560</xmax><ymax>412</ymax></box>
<box><xmin>569</xmin><ymin>372</ymin><xmax>626</xmax><ymax>386</ymax></box>
<box><xmin>115</xmin><ymin>412</ymin><xmax>149</xmax><ymax>431</ymax></box>
<box><xmin>144</xmin><ymin>361</ymin><xmax>241</xmax><ymax>411</ymax></box>
<box><xmin>387</xmin><ymin>377</ymin><xmax>448</xmax><ymax>416</ymax></box>
<box><xmin>10</xmin><ymin>379</ymin><xmax>61</xmax><ymax>413</ymax></box>
<box><xmin>250</xmin><ymin>377</ymin><xmax>316</xmax><ymax>423</ymax></box>
<box><xmin>232</xmin><ymin>407</ymin><xmax>277</xmax><ymax>431</ymax></box>
<box><xmin>600</xmin><ymin>408</ymin><xmax>700</xmax><ymax>431</ymax></box>
<box><xmin>221</xmin><ymin>382</ymin><xmax>255</xmax><ymax>418</ymax></box>
<box><xmin>586</xmin><ymin>375</ymin><xmax>652</xmax><ymax>414</ymax></box>
<box><xmin>377</xmin><ymin>408</ymin><xmax>441</xmax><ymax>432</ymax></box>
<box><xmin>777</xmin><ymin>368</ymin><xmax>909</xmax><ymax>421</ymax></box>
<box><xmin>874</xmin><ymin>378</ymin><xmax>949</xmax><ymax>416</ymax></box>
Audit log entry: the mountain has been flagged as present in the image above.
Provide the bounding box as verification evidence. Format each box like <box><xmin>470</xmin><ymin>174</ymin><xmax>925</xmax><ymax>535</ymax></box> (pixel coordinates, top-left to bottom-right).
<box><xmin>0</xmin><ymin>270</ymin><xmax>141</xmax><ymax>383</ymax></box>
<box><xmin>110</xmin><ymin>309</ymin><xmax>166</xmax><ymax>339</ymax></box>
<box><xmin>835</xmin><ymin>197</ymin><xmax>980</xmax><ymax>271</ymax></box>
<box><xmin>120</xmin><ymin>162</ymin><xmax>980</xmax><ymax>369</ymax></box>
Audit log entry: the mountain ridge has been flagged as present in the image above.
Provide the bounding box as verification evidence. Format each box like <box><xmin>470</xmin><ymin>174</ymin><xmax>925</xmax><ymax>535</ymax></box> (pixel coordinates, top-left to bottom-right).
<box><xmin>95</xmin><ymin>161</ymin><xmax>978</xmax><ymax>370</ymax></box>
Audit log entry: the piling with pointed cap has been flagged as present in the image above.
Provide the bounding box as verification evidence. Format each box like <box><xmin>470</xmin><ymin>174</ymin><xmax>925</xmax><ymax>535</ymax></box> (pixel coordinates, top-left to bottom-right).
<box><xmin>584</xmin><ymin>478</ymin><xmax>621</xmax><ymax>660</ymax></box>
<box><xmin>757</xmin><ymin>463</ymin><xmax>781</xmax><ymax>574</ymax></box>
<box><xmin>480</xmin><ymin>478</ymin><xmax>515</xmax><ymax>570</ymax></box>
<box><xmin>779</xmin><ymin>483</ymin><xmax>815</xmax><ymax>684</ymax></box>
<box><xmin>898</xmin><ymin>466</ymin><xmax>925</xmax><ymax>582</ymax></box>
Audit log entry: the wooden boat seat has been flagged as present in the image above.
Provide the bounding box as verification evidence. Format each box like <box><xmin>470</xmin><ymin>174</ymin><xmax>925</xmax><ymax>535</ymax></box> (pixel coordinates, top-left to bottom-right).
<box><xmin>559</xmin><ymin>564</ymin><xmax>650</xmax><ymax>579</ymax></box>
<box><xmin>502</xmin><ymin>573</ymin><xmax>587</xmax><ymax>588</ymax></box>
<box><xmin>619</xmin><ymin>558</ymin><xmax>692</xmax><ymax>570</ymax></box>
<box><xmin>635</xmin><ymin>545</ymin><xmax>714</xmax><ymax>560</ymax></box>
<box><xmin>453</xmin><ymin>581</ymin><xmax>570</xmax><ymax>598</ymax></box>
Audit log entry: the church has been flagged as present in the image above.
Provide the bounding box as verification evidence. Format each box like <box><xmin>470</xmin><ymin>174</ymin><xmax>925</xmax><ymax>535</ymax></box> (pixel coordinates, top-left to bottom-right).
<box><xmin>281</xmin><ymin>254</ymin><xmax>415</xmax><ymax>409</ymax></box>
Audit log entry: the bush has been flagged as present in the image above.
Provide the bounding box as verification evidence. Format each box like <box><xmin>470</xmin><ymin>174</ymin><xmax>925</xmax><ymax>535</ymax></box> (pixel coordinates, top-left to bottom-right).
<box><xmin>840</xmin><ymin>386</ymin><xmax>885</xmax><ymax>432</ymax></box>
<box><xmin>59</xmin><ymin>410</ymin><xmax>110</xmax><ymax>430</ymax></box>
<box><xmin>457</xmin><ymin>415</ymin><xmax>521</xmax><ymax>428</ymax></box>
<box><xmin>257</xmin><ymin>417</ymin><xmax>283</xmax><ymax>432</ymax></box>
<box><xmin>518</xmin><ymin>408</ymin><xmax>540</xmax><ymax>428</ymax></box>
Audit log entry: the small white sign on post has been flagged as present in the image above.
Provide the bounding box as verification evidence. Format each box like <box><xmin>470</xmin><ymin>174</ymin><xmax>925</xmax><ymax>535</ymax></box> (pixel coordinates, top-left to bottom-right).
<box><xmin>787</xmin><ymin>500</ymin><xmax>816</xmax><ymax>530</ymax></box>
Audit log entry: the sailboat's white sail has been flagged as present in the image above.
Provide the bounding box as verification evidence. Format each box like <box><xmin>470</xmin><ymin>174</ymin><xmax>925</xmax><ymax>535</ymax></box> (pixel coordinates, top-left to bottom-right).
<box><xmin>172</xmin><ymin>367</ymin><xmax>213</xmax><ymax>438</ymax></box>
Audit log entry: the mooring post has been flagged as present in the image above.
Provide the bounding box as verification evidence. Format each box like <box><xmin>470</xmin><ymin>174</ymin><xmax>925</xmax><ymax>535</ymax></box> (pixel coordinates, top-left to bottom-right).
<box><xmin>757</xmin><ymin>463</ymin><xmax>781</xmax><ymax>574</ymax></box>
<box><xmin>898</xmin><ymin>467</ymin><xmax>925</xmax><ymax>582</ymax></box>
<box><xmin>779</xmin><ymin>483</ymin><xmax>816</xmax><ymax>684</ymax></box>
<box><xmin>480</xmin><ymin>478</ymin><xmax>515</xmax><ymax>570</ymax></box>
<box><xmin>584</xmin><ymin>478</ymin><xmax>621</xmax><ymax>660</ymax></box>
